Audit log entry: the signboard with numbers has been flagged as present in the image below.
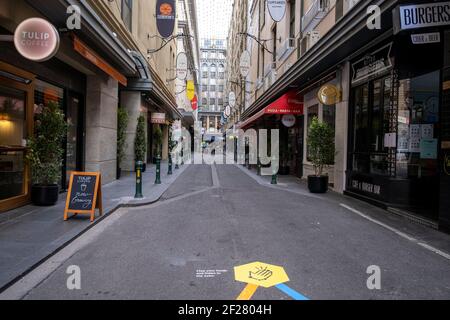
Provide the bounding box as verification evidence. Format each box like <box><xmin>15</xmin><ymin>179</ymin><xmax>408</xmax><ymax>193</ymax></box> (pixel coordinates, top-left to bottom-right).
<box><xmin>64</xmin><ymin>172</ymin><xmax>103</xmax><ymax>222</ymax></box>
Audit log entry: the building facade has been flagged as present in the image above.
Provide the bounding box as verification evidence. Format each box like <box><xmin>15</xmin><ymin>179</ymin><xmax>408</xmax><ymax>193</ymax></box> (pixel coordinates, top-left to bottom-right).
<box><xmin>175</xmin><ymin>0</ymin><xmax>200</xmax><ymax>133</ymax></box>
<box><xmin>227</xmin><ymin>0</ymin><xmax>450</xmax><ymax>232</ymax></box>
<box><xmin>0</xmin><ymin>0</ymin><xmax>182</xmax><ymax>213</ymax></box>
<box><xmin>198</xmin><ymin>39</ymin><xmax>227</xmax><ymax>137</ymax></box>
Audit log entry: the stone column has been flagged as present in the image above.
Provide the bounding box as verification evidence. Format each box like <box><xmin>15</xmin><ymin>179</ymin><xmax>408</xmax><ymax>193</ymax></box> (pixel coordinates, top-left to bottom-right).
<box><xmin>120</xmin><ymin>91</ymin><xmax>142</xmax><ymax>172</ymax></box>
<box><xmin>333</xmin><ymin>62</ymin><xmax>351</xmax><ymax>194</ymax></box>
<box><xmin>85</xmin><ymin>75</ymin><xmax>118</xmax><ymax>184</ymax></box>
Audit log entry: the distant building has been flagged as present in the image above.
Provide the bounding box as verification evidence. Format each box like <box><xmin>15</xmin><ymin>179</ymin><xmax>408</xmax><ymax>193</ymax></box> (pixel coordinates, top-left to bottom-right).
<box><xmin>198</xmin><ymin>39</ymin><xmax>227</xmax><ymax>135</ymax></box>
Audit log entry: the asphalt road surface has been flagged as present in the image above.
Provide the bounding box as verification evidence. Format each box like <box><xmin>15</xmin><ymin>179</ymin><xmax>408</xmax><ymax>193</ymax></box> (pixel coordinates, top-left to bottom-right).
<box><xmin>5</xmin><ymin>164</ymin><xmax>450</xmax><ymax>300</ymax></box>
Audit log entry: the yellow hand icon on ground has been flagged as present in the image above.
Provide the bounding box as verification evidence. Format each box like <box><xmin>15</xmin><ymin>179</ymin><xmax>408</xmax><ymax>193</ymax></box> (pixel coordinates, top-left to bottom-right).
<box><xmin>248</xmin><ymin>266</ymin><xmax>273</xmax><ymax>281</ymax></box>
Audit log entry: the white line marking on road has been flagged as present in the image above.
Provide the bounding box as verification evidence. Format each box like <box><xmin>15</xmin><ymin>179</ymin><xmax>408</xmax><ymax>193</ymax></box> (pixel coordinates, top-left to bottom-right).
<box><xmin>340</xmin><ymin>204</ymin><xmax>450</xmax><ymax>261</ymax></box>
<box><xmin>211</xmin><ymin>164</ymin><xmax>220</xmax><ymax>188</ymax></box>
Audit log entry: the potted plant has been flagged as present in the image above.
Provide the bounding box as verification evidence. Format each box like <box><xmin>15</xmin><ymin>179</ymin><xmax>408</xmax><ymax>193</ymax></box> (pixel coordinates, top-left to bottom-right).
<box><xmin>117</xmin><ymin>107</ymin><xmax>129</xmax><ymax>179</ymax></box>
<box><xmin>134</xmin><ymin>114</ymin><xmax>147</xmax><ymax>172</ymax></box>
<box><xmin>26</xmin><ymin>101</ymin><xmax>67</xmax><ymax>206</ymax></box>
<box><xmin>307</xmin><ymin>117</ymin><xmax>335</xmax><ymax>193</ymax></box>
<box><xmin>153</xmin><ymin>124</ymin><xmax>163</xmax><ymax>159</ymax></box>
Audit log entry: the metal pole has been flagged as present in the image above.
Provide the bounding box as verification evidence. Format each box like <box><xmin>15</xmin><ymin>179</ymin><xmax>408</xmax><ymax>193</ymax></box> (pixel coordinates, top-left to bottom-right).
<box><xmin>135</xmin><ymin>161</ymin><xmax>144</xmax><ymax>198</ymax></box>
<box><xmin>155</xmin><ymin>155</ymin><xmax>162</xmax><ymax>184</ymax></box>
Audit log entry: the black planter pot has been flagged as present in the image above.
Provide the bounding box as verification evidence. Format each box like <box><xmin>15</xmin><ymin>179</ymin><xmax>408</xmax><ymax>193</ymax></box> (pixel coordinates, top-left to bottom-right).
<box><xmin>117</xmin><ymin>167</ymin><xmax>122</xmax><ymax>180</ymax></box>
<box><xmin>308</xmin><ymin>175</ymin><xmax>329</xmax><ymax>193</ymax></box>
<box><xmin>142</xmin><ymin>163</ymin><xmax>147</xmax><ymax>172</ymax></box>
<box><xmin>31</xmin><ymin>184</ymin><xmax>59</xmax><ymax>206</ymax></box>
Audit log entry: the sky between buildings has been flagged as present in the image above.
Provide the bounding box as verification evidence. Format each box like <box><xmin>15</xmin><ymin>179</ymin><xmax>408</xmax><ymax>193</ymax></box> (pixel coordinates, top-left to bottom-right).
<box><xmin>196</xmin><ymin>0</ymin><xmax>234</xmax><ymax>42</ymax></box>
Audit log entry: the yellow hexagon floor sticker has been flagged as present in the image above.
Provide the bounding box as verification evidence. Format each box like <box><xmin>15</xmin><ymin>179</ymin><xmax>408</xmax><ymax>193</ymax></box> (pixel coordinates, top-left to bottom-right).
<box><xmin>234</xmin><ymin>261</ymin><xmax>289</xmax><ymax>288</ymax></box>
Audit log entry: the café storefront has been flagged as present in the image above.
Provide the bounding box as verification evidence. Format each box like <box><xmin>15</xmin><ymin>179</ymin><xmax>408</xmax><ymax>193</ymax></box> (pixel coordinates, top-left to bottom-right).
<box><xmin>346</xmin><ymin>1</ymin><xmax>450</xmax><ymax>228</ymax></box>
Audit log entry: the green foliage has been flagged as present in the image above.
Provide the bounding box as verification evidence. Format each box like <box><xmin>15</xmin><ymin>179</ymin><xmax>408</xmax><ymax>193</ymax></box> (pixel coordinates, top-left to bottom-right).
<box><xmin>134</xmin><ymin>114</ymin><xmax>147</xmax><ymax>162</ymax></box>
<box><xmin>153</xmin><ymin>124</ymin><xmax>163</xmax><ymax>157</ymax></box>
<box><xmin>307</xmin><ymin>117</ymin><xmax>335</xmax><ymax>176</ymax></box>
<box><xmin>117</xmin><ymin>107</ymin><xmax>129</xmax><ymax>167</ymax></box>
<box><xmin>26</xmin><ymin>101</ymin><xmax>67</xmax><ymax>185</ymax></box>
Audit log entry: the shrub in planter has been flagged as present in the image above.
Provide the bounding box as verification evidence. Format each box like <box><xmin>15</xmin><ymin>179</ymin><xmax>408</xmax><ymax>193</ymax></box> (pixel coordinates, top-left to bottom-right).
<box><xmin>153</xmin><ymin>124</ymin><xmax>163</xmax><ymax>158</ymax></box>
<box><xmin>117</xmin><ymin>107</ymin><xmax>129</xmax><ymax>179</ymax></box>
<box><xmin>307</xmin><ymin>117</ymin><xmax>335</xmax><ymax>193</ymax></box>
<box><xmin>134</xmin><ymin>114</ymin><xmax>147</xmax><ymax>171</ymax></box>
<box><xmin>26</xmin><ymin>101</ymin><xmax>67</xmax><ymax>206</ymax></box>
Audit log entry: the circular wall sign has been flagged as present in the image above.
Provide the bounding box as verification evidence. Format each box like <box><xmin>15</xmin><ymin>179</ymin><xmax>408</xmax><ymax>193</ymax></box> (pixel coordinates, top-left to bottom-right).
<box><xmin>267</xmin><ymin>0</ymin><xmax>287</xmax><ymax>22</ymax></box>
<box><xmin>14</xmin><ymin>18</ymin><xmax>60</xmax><ymax>62</ymax></box>
<box><xmin>229</xmin><ymin>92</ymin><xmax>236</xmax><ymax>108</ymax></box>
<box><xmin>282</xmin><ymin>114</ymin><xmax>296</xmax><ymax>128</ymax></box>
<box><xmin>176</xmin><ymin>52</ymin><xmax>188</xmax><ymax>80</ymax></box>
<box><xmin>318</xmin><ymin>84</ymin><xmax>341</xmax><ymax>106</ymax></box>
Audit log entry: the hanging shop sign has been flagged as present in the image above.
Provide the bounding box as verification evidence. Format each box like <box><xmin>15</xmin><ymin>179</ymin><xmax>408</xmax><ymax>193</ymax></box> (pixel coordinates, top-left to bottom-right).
<box><xmin>225</xmin><ymin>105</ymin><xmax>231</xmax><ymax>118</ymax></box>
<box><xmin>229</xmin><ymin>92</ymin><xmax>236</xmax><ymax>108</ymax></box>
<box><xmin>64</xmin><ymin>172</ymin><xmax>103</xmax><ymax>223</ymax></box>
<box><xmin>317</xmin><ymin>84</ymin><xmax>341</xmax><ymax>105</ymax></box>
<box><xmin>282</xmin><ymin>114</ymin><xmax>296</xmax><ymax>128</ymax></box>
<box><xmin>411</xmin><ymin>32</ymin><xmax>440</xmax><ymax>44</ymax></box>
<box><xmin>240</xmin><ymin>50</ymin><xmax>251</xmax><ymax>78</ymax></box>
<box><xmin>151</xmin><ymin>113</ymin><xmax>166</xmax><ymax>124</ymax></box>
<box><xmin>176</xmin><ymin>52</ymin><xmax>188</xmax><ymax>80</ymax></box>
<box><xmin>186</xmin><ymin>80</ymin><xmax>195</xmax><ymax>101</ymax></box>
<box><xmin>14</xmin><ymin>18</ymin><xmax>60</xmax><ymax>62</ymax></box>
<box><xmin>156</xmin><ymin>0</ymin><xmax>176</xmax><ymax>38</ymax></box>
<box><xmin>267</xmin><ymin>0</ymin><xmax>287</xmax><ymax>22</ymax></box>
<box><xmin>352</xmin><ymin>43</ymin><xmax>392</xmax><ymax>85</ymax></box>
<box><xmin>191</xmin><ymin>94</ymin><xmax>198</xmax><ymax>111</ymax></box>
<box><xmin>394</xmin><ymin>2</ymin><xmax>450</xmax><ymax>33</ymax></box>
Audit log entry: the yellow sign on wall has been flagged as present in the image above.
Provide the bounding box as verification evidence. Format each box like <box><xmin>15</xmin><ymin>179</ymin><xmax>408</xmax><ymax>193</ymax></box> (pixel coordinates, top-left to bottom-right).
<box><xmin>318</xmin><ymin>84</ymin><xmax>341</xmax><ymax>105</ymax></box>
<box><xmin>186</xmin><ymin>80</ymin><xmax>195</xmax><ymax>101</ymax></box>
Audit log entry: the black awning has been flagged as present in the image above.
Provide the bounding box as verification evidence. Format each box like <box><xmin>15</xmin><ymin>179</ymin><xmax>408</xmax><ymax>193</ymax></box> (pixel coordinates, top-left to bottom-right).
<box><xmin>127</xmin><ymin>51</ymin><xmax>154</xmax><ymax>92</ymax></box>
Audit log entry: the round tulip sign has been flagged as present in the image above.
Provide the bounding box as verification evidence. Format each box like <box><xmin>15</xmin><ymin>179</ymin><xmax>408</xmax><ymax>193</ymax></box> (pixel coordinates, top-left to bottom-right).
<box><xmin>14</xmin><ymin>18</ymin><xmax>60</xmax><ymax>62</ymax></box>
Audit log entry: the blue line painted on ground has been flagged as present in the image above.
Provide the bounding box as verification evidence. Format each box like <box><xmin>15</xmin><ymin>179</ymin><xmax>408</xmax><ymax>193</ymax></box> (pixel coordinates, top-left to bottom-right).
<box><xmin>275</xmin><ymin>284</ymin><xmax>309</xmax><ymax>300</ymax></box>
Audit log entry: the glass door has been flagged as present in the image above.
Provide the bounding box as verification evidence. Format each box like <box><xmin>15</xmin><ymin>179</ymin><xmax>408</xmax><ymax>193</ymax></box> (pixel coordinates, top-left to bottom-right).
<box><xmin>64</xmin><ymin>92</ymin><xmax>84</xmax><ymax>188</ymax></box>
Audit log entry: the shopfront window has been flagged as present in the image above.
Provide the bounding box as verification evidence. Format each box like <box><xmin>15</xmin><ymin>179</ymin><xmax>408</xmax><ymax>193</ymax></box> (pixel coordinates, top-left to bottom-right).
<box><xmin>397</xmin><ymin>70</ymin><xmax>440</xmax><ymax>179</ymax></box>
<box><xmin>351</xmin><ymin>76</ymin><xmax>391</xmax><ymax>176</ymax></box>
<box><xmin>0</xmin><ymin>85</ymin><xmax>26</xmax><ymax>201</ymax></box>
<box><xmin>306</xmin><ymin>104</ymin><xmax>318</xmax><ymax>161</ymax></box>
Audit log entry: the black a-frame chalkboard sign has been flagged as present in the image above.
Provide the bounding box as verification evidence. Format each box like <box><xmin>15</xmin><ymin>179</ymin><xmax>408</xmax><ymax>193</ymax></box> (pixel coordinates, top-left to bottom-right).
<box><xmin>64</xmin><ymin>172</ymin><xmax>103</xmax><ymax>222</ymax></box>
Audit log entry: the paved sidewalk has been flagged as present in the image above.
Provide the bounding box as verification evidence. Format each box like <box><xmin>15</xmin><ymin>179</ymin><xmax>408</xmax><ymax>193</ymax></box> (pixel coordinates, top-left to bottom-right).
<box><xmin>0</xmin><ymin>162</ymin><xmax>189</xmax><ymax>291</ymax></box>
<box><xmin>235</xmin><ymin>164</ymin><xmax>450</xmax><ymax>257</ymax></box>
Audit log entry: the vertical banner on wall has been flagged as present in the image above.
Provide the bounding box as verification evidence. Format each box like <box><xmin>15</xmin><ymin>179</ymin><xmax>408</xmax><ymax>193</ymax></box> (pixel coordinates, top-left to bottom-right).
<box><xmin>186</xmin><ymin>80</ymin><xmax>195</xmax><ymax>101</ymax></box>
<box><xmin>191</xmin><ymin>95</ymin><xmax>198</xmax><ymax>111</ymax></box>
<box><xmin>267</xmin><ymin>0</ymin><xmax>287</xmax><ymax>22</ymax></box>
<box><xmin>156</xmin><ymin>0</ymin><xmax>176</xmax><ymax>38</ymax></box>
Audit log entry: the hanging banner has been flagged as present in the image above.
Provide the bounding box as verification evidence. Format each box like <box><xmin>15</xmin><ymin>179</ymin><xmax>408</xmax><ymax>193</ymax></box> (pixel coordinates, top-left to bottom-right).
<box><xmin>156</xmin><ymin>0</ymin><xmax>176</xmax><ymax>38</ymax></box>
<box><xmin>229</xmin><ymin>92</ymin><xmax>236</xmax><ymax>108</ymax></box>
<box><xmin>240</xmin><ymin>50</ymin><xmax>251</xmax><ymax>78</ymax></box>
<box><xmin>191</xmin><ymin>95</ymin><xmax>198</xmax><ymax>111</ymax></box>
<box><xmin>176</xmin><ymin>52</ymin><xmax>188</xmax><ymax>80</ymax></box>
<box><xmin>267</xmin><ymin>0</ymin><xmax>287</xmax><ymax>22</ymax></box>
<box><xmin>14</xmin><ymin>18</ymin><xmax>60</xmax><ymax>62</ymax></box>
<box><xmin>186</xmin><ymin>80</ymin><xmax>195</xmax><ymax>101</ymax></box>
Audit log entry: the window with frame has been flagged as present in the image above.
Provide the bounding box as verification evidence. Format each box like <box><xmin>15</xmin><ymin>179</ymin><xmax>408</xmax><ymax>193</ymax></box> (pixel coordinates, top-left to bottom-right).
<box><xmin>121</xmin><ymin>0</ymin><xmax>133</xmax><ymax>31</ymax></box>
<box><xmin>289</xmin><ymin>0</ymin><xmax>296</xmax><ymax>39</ymax></box>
